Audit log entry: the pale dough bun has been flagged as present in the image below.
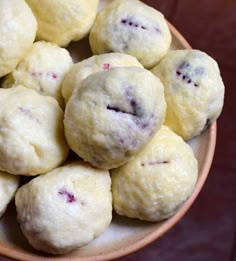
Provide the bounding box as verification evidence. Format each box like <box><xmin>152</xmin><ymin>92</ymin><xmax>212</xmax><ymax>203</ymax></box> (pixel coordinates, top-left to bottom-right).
<box><xmin>152</xmin><ymin>50</ymin><xmax>225</xmax><ymax>140</ymax></box>
<box><xmin>15</xmin><ymin>161</ymin><xmax>112</xmax><ymax>254</ymax></box>
<box><xmin>0</xmin><ymin>171</ymin><xmax>20</xmax><ymax>218</ymax></box>
<box><xmin>64</xmin><ymin>67</ymin><xmax>166</xmax><ymax>169</ymax></box>
<box><xmin>26</xmin><ymin>0</ymin><xmax>99</xmax><ymax>47</ymax></box>
<box><xmin>0</xmin><ymin>86</ymin><xmax>69</xmax><ymax>176</ymax></box>
<box><xmin>111</xmin><ymin>126</ymin><xmax>198</xmax><ymax>222</ymax></box>
<box><xmin>62</xmin><ymin>53</ymin><xmax>143</xmax><ymax>103</ymax></box>
<box><xmin>3</xmin><ymin>41</ymin><xmax>73</xmax><ymax>107</ymax></box>
<box><xmin>0</xmin><ymin>0</ymin><xmax>37</xmax><ymax>77</ymax></box>
<box><xmin>89</xmin><ymin>0</ymin><xmax>171</xmax><ymax>68</ymax></box>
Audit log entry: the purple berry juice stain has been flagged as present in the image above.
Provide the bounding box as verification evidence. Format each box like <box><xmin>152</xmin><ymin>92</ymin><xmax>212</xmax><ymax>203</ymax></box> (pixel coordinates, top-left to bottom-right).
<box><xmin>194</xmin><ymin>66</ymin><xmax>205</xmax><ymax>76</ymax></box>
<box><xmin>52</xmin><ymin>73</ymin><xmax>58</xmax><ymax>79</ymax></box>
<box><xmin>18</xmin><ymin>107</ymin><xmax>40</xmax><ymax>124</ymax></box>
<box><xmin>30</xmin><ymin>71</ymin><xmax>58</xmax><ymax>80</ymax></box>
<box><xmin>103</xmin><ymin>63</ymin><xmax>111</xmax><ymax>70</ymax></box>
<box><xmin>58</xmin><ymin>188</ymin><xmax>76</xmax><ymax>203</ymax></box>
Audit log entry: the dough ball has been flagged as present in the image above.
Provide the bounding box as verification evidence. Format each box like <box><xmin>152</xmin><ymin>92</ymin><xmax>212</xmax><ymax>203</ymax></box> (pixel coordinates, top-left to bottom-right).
<box><xmin>15</xmin><ymin>161</ymin><xmax>112</xmax><ymax>254</ymax></box>
<box><xmin>111</xmin><ymin>126</ymin><xmax>198</xmax><ymax>222</ymax></box>
<box><xmin>0</xmin><ymin>86</ymin><xmax>69</xmax><ymax>176</ymax></box>
<box><xmin>0</xmin><ymin>171</ymin><xmax>20</xmax><ymax>218</ymax></box>
<box><xmin>64</xmin><ymin>67</ymin><xmax>166</xmax><ymax>169</ymax></box>
<box><xmin>89</xmin><ymin>0</ymin><xmax>171</xmax><ymax>68</ymax></box>
<box><xmin>3</xmin><ymin>41</ymin><xmax>73</xmax><ymax>107</ymax></box>
<box><xmin>0</xmin><ymin>0</ymin><xmax>37</xmax><ymax>77</ymax></box>
<box><xmin>152</xmin><ymin>50</ymin><xmax>225</xmax><ymax>140</ymax></box>
<box><xmin>26</xmin><ymin>0</ymin><xmax>99</xmax><ymax>47</ymax></box>
<box><xmin>62</xmin><ymin>53</ymin><xmax>143</xmax><ymax>103</ymax></box>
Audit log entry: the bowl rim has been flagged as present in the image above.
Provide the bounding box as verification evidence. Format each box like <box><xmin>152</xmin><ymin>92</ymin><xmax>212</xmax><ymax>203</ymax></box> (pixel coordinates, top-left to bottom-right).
<box><xmin>0</xmin><ymin>22</ymin><xmax>217</xmax><ymax>261</ymax></box>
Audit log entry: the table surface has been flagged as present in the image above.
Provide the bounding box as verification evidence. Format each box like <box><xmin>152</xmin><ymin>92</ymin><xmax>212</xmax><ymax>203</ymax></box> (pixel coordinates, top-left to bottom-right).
<box><xmin>1</xmin><ymin>1</ymin><xmax>236</xmax><ymax>261</ymax></box>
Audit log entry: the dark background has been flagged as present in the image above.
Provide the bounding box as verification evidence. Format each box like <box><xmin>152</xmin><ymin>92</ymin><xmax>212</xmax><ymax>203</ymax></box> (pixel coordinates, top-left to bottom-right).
<box><xmin>118</xmin><ymin>0</ymin><xmax>236</xmax><ymax>260</ymax></box>
<box><xmin>1</xmin><ymin>1</ymin><xmax>236</xmax><ymax>261</ymax></box>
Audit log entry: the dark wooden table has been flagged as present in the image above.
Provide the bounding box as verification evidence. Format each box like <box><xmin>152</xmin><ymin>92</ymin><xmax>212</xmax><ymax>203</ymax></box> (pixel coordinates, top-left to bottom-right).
<box><xmin>1</xmin><ymin>1</ymin><xmax>235</xmax><ymax>261</ymax></box>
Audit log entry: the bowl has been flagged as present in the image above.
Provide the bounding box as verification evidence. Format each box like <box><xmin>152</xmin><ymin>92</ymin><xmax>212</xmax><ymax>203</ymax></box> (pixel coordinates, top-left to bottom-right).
<box><xmin>0</xmin><ymin>14</ymin><xmax>217</xmax><ymax>261</ymax></box>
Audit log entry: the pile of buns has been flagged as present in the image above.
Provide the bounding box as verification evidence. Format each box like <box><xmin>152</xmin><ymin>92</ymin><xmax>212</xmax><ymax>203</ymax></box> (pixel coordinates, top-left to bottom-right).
<box><xmin>0</xmin><ymin>0</ymin><xmax>224</xmax><ymax>255</ymax></box>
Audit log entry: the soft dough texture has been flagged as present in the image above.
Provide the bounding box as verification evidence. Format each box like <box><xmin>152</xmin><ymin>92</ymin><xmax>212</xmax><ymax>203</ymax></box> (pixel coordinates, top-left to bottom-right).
<box><xmin>0</xmin><ymin>86</ymin><xmax>69</xmax><ymax>175</ymax></box>
<box><xmin>62</xmin><ymin>53</ymin><xmax>143</xmax><ymax>103</ymax></box>
<box><xmin>152</xmin><ymin>50</ymin><xmax>225</xmax><ymax>140</ymax></box>
<box><xmin>0</xmin><ymin>171</ymin><xmax>20</xmax><ymax>218</ymax></box>
<box><xmin>15</xmin><ymin>161</ymin><xmax>112</xmax><ymax>254</ymax></box>
<box><xmin>26</xmin><ymin>0</ymin><xmax>99</xmax><ymax>47</ymax></box>
<box><xmin>89</xmin><ymin>0</ymin><xmax>171</xmax><ymax>68</ymax></box>
<box><xmin>64</xmin><ymin>67</ymin><xmax>166</xmax><ymax>169</ymax></box>
<box><xmin>3</xmin><ymin>41</ymin><xmax>73</xmax><ymax>107</ymax></box>
<box><xmin>111</xmin><ymin>126</ymin><xmax>198</xmax><ymax>222</ymax></box>
<box><xmin>0</xmin><ymin>0</ymin><xmax>37</xmax><ymax>77</ymax></box>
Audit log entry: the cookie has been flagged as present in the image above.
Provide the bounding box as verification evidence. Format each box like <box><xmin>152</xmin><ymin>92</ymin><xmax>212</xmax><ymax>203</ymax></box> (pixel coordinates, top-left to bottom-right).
<box><xmin>64</xmin><ymin>67</ymin><xmax>166</xmax><ymax>169</ymax></box>
<box><xmin>89</xmin><ymin>0</ymin><xmax>171</xmax><ymax>68</ymax></box>
<box><xmin>111</xmin><ymin>126</ymin><xmax>198</xmax><ymax>222</ymax></box>
<box><xmin>15</xmin><ymin>161</ymin><xmax>112</xmax><ymax>254</ymax></box>
<box><xmin>0</xmin><ymin>0</ymin><xmax>37</xmax><ymax>77</ymax></box>
<box><xmin>3</xmin><ymin>41</ymin><xmax>73</xmax><ymax>107</ymax></box>
<box><xmin>26</xmin><ymin>0</ymin><xmax>99</xmax><ymax>47</ymax></box>
<box><xmin>152</xmin><ymin>50</ymin><xmax>225</xmax><ymax>140</ymax></box>
<box><xmin>0</xmin><ymin>86</ymin><xmax>69</xmax><ymax>175</ymax></box>
<box><xmin>62</xmin><ymin>53</ymin><xmax>143</xmax><ymax>103</ymax></box>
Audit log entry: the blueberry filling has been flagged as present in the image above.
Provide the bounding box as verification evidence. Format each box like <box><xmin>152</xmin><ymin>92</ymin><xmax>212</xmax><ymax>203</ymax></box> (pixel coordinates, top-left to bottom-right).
<box><xmin>107</xmin><ymin>100</ymin><xmax>152</xmax><ymax>130</ymax></box>
<box><xmin>120</xmin><ymin>18</ymin><xmax>160</xmax><ymax>33</ymax></box>
<box><xmin>103</xmin><ymin>63</ymin><xmax>111</xmax><ymax>70</ymax></box>
<box><xmin>30</xmin><ymin>71</ymin><xmax>58</xmax><ymax>79</ymax></box>
<box><xmin>107</xmin><ymin>86</ymin><xmax>154</xmax><ymax>132</ymax></box>
<box><xmin>178</xmin><ymin>62</ymin><xmax>190</xmax><ymax>70</ymax></box>
<box><xmin>107</xmin><ymin>104</ymin><xmax>136</xmax><ymax>116</ymax></box>
<box><xmin>141</xmin><ymin>160</ymin><xmax>169</xmax><ymax>167</ymax></box>
<box><xmin>175</xmin><ymin>61</ymin><xmax>203</xmax><ymax>87</ymax></box>
<box><xmin>121</xmin><ymin>19</ymin><xmax>147</xmax><ymax>30</ymax></box>
<box><xmin>58</xmin><ymin>188</ymin><xmax>76</xmax><ymax>203</ymax></box>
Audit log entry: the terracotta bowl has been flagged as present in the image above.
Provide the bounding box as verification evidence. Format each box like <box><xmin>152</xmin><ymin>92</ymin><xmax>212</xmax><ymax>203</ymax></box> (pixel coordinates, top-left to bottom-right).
<box><xmin>0</xmin><ymin>11</ymin><xmax>216</xmax><ymax>261</ymax></box>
